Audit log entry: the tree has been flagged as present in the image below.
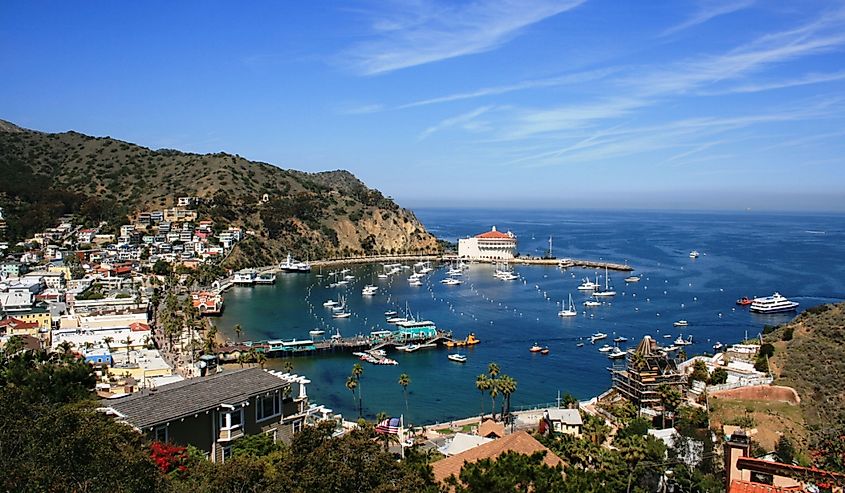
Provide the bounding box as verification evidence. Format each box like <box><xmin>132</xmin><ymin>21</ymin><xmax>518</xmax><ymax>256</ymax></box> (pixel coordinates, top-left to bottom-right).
<box><xmin>689</xmin><ymin>360</ymin><xmax>710</xmax><ymax>384</ymax></box>
<box><xmin>345</xmin><ymin>376</ymin><xmax>358</xmax><ymax>414</ymax></box>
<box><xmin>283</xmin><ymin>360</ymin><xmax>294</xmax><ymax>374</ymax></box>
<box><xmin>233</xmin><ymin>324</ymin><xmax>243</xmax><ymax>343</ymax></box>
<box><xmin>497</xmin><ymin>374</ymin><xmax>517</xmax><ymax>419</ymax></box>
<box><xmin>709</xmin><ymin>367</ymin><xmax>728</xmax><ymax>385</ymax></box>
<box><xmin>657</xmin><ymin>384</ymin><xmax>683</xmax><ymax>429</ymax></box>
<box><xmin>447</xmin><ymin>450</ymin><xmax>567</xmax><ymax>492</ymax></box>
<box><xmin>255</xmin><ymin>351</ymin><xmax>266</xmax><ymax>369</ymax></box>
<box><xmin>122</xmin><ymin>336</ymin><xmax>133</xmax><ymax>356</ymax></box>
<box><xmin>775</xmin><ymin>435</ymin><xmax>796</xmax><ymax>464</ymax></box>
<box><xmin>351</xmin><ymin>362</ymin><xmax>364</xmax><ymax>418</ymax></box>
<box><xmin>398</xmin><ymin>373</ymin><xmax>411</xmax><ymax>420</ymax></box>
<box><xmin>475</xmin><ymin>374</ymin><xmax>489</xmax><ymax>416</ymax></box>
<box><xmin>152</xmin><ymin>259</ymin><xmax>171</xmax><ymax>276</ymax></box>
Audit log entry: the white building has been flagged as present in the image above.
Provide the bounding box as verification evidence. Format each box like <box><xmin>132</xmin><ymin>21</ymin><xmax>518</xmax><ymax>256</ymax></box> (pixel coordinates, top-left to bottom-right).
<box><xmin>458</xmin><ymin>226</ymin><xmax>517</xmax><ymax>260</ymax></box>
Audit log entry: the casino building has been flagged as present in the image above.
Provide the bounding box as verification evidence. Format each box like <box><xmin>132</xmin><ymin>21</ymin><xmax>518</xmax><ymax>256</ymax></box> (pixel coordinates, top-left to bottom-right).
<box><xmin>458</xmin><ymin>226</ymin><xmax>517</xmax><ymax>260</ymax></box>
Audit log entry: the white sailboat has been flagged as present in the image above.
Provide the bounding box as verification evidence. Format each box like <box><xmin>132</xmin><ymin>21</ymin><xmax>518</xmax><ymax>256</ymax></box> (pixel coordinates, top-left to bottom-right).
<box><xmin>592</xmin><ymin>266</ymin><xmax>616</xmax><ymax>297</ymax></box>
<box><xmin>558</xmin><ymin>293</ymin><xmax>577</xmax><ymax>317</ymax></box>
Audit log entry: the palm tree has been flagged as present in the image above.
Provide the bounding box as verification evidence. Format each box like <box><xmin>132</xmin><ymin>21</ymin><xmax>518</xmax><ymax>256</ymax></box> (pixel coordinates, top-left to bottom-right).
<box><xmin>489</xmin><ymin>379</ymin><xmax>500</xmax><ymax>421</ymax></box>
<box><xmin>352</xmin><ymin>363</ymin><xmax>364</xmax><ymax>418</ymax></box>
<box><xmin>487</xmin><ymin>362</ymin><xmax>500</xmax><ymax>380</ymax></box>
<box><xmin>236</xmin><ymin>352</ymin><xmax>247</xmax><ymax>368</ymax></box>
<box><xmin>398</xmin><ymin>373</ymin><xmax>411</xmax><ymax>419</ymax></box>
<box><xmin>657</xmin><ymin>384</ymin><xmax>683</xmax><ymax>428</ymax></box>
<box><xmin>498</xmin><ymin>374</ymin><xmax>518</xmax><ymax>419</ymax></box>
<box><xmin>345</xmin><ymin>376</ymin><xmax>358</xmax><ymax>414</ymax></box>
<box><xmin>283</xmin><ymin>360</ymin><xmax>294</xmax><ymax>374</ymax></box>
<box><xmin>247</xmin><ymin>348</ymin><xmax>258</xmax><ymax>367</ymax></box>
<box><xmin>103</xmin><ymin>336</ymin><xmax>114</xmax><ymax>351</ymax></box>
<box><xmin>56</xmin><ymin>341</ymin><xmax>74</xmax><ymax>358</ymax></box>
<box><xmin>476</xmin><ymin>374</ymin><xmax>489</xmax><ymax>416</ymax></box>
<box><xmin>122</xmin><ymin>336</ymin><xmax>133</xmax><ymax>356</ymax></box>
<box><xmin>233</xmin><ymin>324</ymin><xmax>243</xmax><ymax>343</ymax></box>
<box><xmin>255</xmin><ymin>351</ymin><xmax>267</xmax><ymax>369</ymax></box>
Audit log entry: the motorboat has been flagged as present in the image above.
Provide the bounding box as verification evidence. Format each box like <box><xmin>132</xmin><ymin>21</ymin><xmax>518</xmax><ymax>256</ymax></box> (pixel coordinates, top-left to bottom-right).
<box><xmin>441</xmin><ymin>278</ymin><xmax>462</xmax><ymax>286</ymax></box>
<box><xmin>577</xmin><ymin>277</ymin><xmax>599</xmax><ymax>290</ymax></box>
<box><xmin>445</xmin><ymin>333</ymin><xmax>480</xmax><ymax>347</ymax></box>
<box><xmin>613</xmin><ymin>336</ymin><xmax>628</xmax><ymax>343</ymax></box>
<box><xmin>448</xmin><ymin>354</ymin><xmax>467</xmax><ymax>363</ymax></box>
<box><xmin>323</xmin><ymin>299</ymin><xmax>339</xmax><ymax>307</ymax></box>
<box><xmin>750</xmin><ymin>292</ymin><xmax>799</xmax><ymax>314</ymax></box>
<box><xmin>529</xmin><ymin>343</ymin><xmax>543</xmax><ymax>353</ymax></box>
<box><xmin>624</xmin><ymin>275</ymin><xmax>641</xmax><ymax>283</ymax></box>
<box><xmin>279</xmin><ymin>253</ymin><xmax>311</xmax><ymax>273</ymax></box>
<box><xmin>409</xmin><ymin>279</ymin><xmax>423</xmax><ymax>286</ymax></box>
<box><xmin>332</xmin><ymin>312</ymin><xmax>351</xmax><ymax>319</ymax></box>
<box><xmin>736</xmin><ymin>297</ymin><xmax>752</xmax><ymax>306</ymax></box>
<box><xmin>558</xmin><ymin>293</ymin><xmax>578</xmax><ymax>317</ymax></box>
<box><xmin>362</xmin><ymin>285</ymin><xmax>378</xmax><ymax>296</ymax></box>
<box><xmin>689</xmin><ymin>250</ymin><xmax>700</xmax><ymax>258</ymax></box>
<box><xmin>576</xmin><ymin>342</ymin><xmax>584</xmax><ymax>347</ymax></box>
<box><xmin>713</xmin><ymin>342</ymin><xmax>724</xmax><ymax>351</ymax></box>
<box><xmin>590</xmin><ymin>333</ymin><xmax>607</xmax><ymax>343</ymax></box>
<box><xmin>540</xmin><ymin>347</ymin><xmax>550</xmax><ymax>355</ymax></box>
<box><xmin>386</xmin><ymin>317</ymin><xmax>408</xmax><ymax>324</ymax></box>
<box><xmin>309</xmin><ymin>329</ymin><xmax>325</xmax><ymax>337</ymax></box>
<box><xmin>583</xmin><ymin>299</ymin><xmax>601</xmax><ymax>307</ymax></box>
<box><xmin>673</xmin><ymin>320</ymin><xmax>689</xmax><ymax>327</ymax></box>
<box><xmin>663</xmin><ymin>334</ymin><xmax>672</xmax><ymax>339</ymax></box>
<box><xmin>598</xmin><ymin>344</ymin><xmax>613</xmax><ymax>353</ymax></box>
<box><xmin>384</xmin><ymin>310</ymin><xmax>398</xmax><ymax>317</ymax></box>
<box><xmin>608</xmin><ymin>347</ymin><xmax>626</xmax><ymax>359</ymax></box>
<box><xmin>674</xmin><ymin>335</ymin><xmax>693</xmax><ymax>346</ymax></box>
<box><xmin>663</xmin><ymin>345</ymin><xmax>680</xmax><ymax>352</ymax></box>
<box><xmin>398</xmin><ymin>343</ymin><xmax>436</xmax><ymax>353</ymax></box>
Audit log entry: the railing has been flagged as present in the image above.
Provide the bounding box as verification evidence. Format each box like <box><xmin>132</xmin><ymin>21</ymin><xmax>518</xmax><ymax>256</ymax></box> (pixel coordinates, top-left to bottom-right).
<box><xmin>706</xmin><ymin>377</ymin><xmax>773</xmax><ymax>393</ymax></box>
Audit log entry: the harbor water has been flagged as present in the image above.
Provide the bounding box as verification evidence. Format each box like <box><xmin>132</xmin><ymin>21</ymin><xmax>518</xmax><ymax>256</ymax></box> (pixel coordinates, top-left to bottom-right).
<box><xmin>216</xmin><ymin>209</ymin><xmax>845</xmax><ymax>424</ymax></box>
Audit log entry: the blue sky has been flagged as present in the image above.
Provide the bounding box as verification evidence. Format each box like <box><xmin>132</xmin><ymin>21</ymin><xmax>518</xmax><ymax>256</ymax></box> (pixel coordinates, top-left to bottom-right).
<box><xmin>2</xmin><ymin>1</ymin><xmax>844</xmax><ymax>211</ymax></box>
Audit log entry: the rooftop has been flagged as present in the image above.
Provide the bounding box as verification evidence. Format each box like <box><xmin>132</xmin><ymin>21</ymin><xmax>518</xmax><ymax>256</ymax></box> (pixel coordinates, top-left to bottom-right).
<box><xmin>101</xmin><ymin>368</ymin><xmax>295</xmax><ymax>429</ymax></box>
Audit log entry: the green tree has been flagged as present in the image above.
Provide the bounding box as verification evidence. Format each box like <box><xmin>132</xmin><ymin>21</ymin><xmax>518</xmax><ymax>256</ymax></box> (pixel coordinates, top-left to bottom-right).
<box><xmin>497</xmin><ymin>374</ymin><xmax>517</xmax><ymax>419</ymax></box>
<box><xmin>689</xmin><ymin>360</ymin><xmax>710</xmax><ymax>384</ymax></box>
<box><xmin>447</xmin><ymin>450</ymin><xmax>567</xmax><ymax>492</ymax></box>
<box><xmin>657</xmin><ymin>384</ymin><xmax>683</xmax><ymax>429</ymax></box>
<box><xmin>352</xmin><ymin>362</ymin><xmax>364</xmax><ymax>418</ymax></box>
<box><xmin>233</xmin><ymin>324</ymin><xmax>243</xmax><ymax>343</ymax></box>
<box><xmin>709</xmin><ymin>367</ymin><xmax>728</xmax><ymax>385</ymax></box>
<box><xmin>775</xmin><ymin>435</ymin><xmax>796</xmax><ymax>464</ymax></box>
<box><xmin>475</xmin><ymin>374</ymin><xmax>489</xmax><ymax>416</ymax></box>
<box><xmin>398</xmin><ymin>372</ymin><xmax>411</xmax><ymax>420</ymax></box>
<box><xmin>345</xmin><ymin>375</ymin><xmax>358</xmax><ymax>414</ymax></box>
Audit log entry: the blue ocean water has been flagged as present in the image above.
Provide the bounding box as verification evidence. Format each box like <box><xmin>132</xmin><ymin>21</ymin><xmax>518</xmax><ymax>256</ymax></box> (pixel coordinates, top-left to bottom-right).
<box><xmin>216</xmin><ymin>209</ymin><xmax>845</xmax><ymax>425</ymax></box>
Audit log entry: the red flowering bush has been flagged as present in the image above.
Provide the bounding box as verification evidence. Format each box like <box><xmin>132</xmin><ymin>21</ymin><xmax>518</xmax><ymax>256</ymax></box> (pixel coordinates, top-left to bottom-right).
<box><xmin>149</xmin><ymin>441</ymin><xmax>188</xmax><ymax>475</ymax></box>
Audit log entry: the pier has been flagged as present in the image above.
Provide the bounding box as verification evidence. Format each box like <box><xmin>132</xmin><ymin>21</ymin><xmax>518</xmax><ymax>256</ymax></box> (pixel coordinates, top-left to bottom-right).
<box><xmin>215</xmin><ymin>328</ymin><xmax>455</xmax><ymax>361</ymax></box>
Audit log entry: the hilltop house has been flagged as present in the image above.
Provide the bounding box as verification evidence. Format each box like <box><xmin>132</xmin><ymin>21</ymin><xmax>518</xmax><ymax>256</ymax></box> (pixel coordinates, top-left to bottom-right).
<box><xmin>99</xmin><ymin>368</ymin><xmax>335</xmax><ymax>462</ymax></box>
<box><xmin>546</xmin><ymin>408</ymin><xmax>583</xmax><ymax>437</ymax></box>
<box><xmin>611</xmin><ymin>335</ymin><xmax>686</xmax><ymax>410</ymax></box>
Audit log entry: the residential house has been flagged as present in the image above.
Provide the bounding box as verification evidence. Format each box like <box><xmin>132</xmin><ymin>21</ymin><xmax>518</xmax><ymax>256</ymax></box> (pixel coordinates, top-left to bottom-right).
<box><xmin>546</xmin><ymin>408</ymin><xmax>583</xmax><ymax>436</ymax></box>
<box><xmin>438</xmin><ymin>433</ymin><xmax>493</xmax><ymax>457</ymax></box>
<box><xmin>100</xmin><ymin>368</ymin><xmax>334</xmax><ymax>462</ymax></box>
<box><xmin>0</xmin><ymin>260</ymin><xmax>27</xmax><ymax>278</ymax></box>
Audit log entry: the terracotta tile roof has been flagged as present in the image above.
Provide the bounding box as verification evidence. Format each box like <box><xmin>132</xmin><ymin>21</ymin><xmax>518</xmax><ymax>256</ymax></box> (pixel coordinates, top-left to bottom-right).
<box><xmin>477</xmin><ymin>419</ymin><xmax>505</xmax><ymax>438</ymax></box>
<box><xmin>0</xmin><ymin>317</ymin><xmax>40</xmax><ymax>331</ymax></box>
<box><xmin>432</xmin><ymin>430</ymin><xmax>563</xmax><ymax>484</ymax></box>
<box><xmin>129</xmin><ymin>322</ymin><xmax>150</xmax><ymax>332</ymax></box>
<box><xmin>729</xmin><ymin>480</ymin><xmax>790</xmax><ymax>493</ymax></box>
<box><xmin>476</xmin><ymin>230</ymin><xmax>512</xmax><ymax>239</ymax></box>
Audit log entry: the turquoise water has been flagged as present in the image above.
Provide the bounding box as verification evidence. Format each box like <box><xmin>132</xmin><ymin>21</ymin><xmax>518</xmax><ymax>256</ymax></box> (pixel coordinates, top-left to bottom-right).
<box><xmin>216</xmin><ymin>209</ymin><xmax>845</xmax><ymax>425</ymax></box>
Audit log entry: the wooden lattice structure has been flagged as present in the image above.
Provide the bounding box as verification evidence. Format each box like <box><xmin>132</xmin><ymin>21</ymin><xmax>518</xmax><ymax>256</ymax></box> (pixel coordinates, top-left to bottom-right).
<box><xmin>611</xmin><ymin>336</ymin><xmax>686</xmax><ymax>409</ymax></box>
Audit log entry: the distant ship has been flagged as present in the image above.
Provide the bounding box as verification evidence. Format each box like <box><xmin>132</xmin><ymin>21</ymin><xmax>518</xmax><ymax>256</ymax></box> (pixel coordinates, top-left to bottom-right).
<box><xmin>279</xmin><ymin>253</ymin><xmax>311</xmax><ymax>273</ymax></box>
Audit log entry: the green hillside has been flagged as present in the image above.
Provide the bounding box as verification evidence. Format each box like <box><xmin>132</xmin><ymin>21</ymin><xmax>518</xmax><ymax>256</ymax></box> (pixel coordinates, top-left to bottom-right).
<box><xmin>0</xmin><ymin>120</ymin><xmax>439</xmax><ymax>266</ymax></box>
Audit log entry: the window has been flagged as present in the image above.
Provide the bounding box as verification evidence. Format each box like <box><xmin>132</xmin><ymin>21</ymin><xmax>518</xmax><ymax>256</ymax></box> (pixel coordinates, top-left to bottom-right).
<box><xmin>256</xmin><ymin>391</ymin><xmax>281</xmax><ymax>421</ymax></box>
<box><xmin>153</xmin><ymin>424</ymin><xmax>168</xmax><ymax>442</ymax></box>
<box><xmin>221</xmin><ymin>445</ymin><xmax>232</xmax><ymax>463</ymax></box>
<box><xmin>219</xmin><ymin>409</ymin><xmax>243</xmax><ymax>430</ymax></box>
<box><xmin>292</xmin><ymin>419</ymin><xmax>302</xmax><ymax>434</ymax></box>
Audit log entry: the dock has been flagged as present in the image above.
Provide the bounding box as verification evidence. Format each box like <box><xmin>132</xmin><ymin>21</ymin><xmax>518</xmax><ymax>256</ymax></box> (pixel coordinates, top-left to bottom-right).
<box><xmin>215</xmin><ymin>328</ymin><xmax>455</xmax><ymax>360</ymax></box>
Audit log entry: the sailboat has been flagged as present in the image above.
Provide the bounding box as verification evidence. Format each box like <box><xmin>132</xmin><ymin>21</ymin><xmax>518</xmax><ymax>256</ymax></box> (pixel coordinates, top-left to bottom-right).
<box><xmin>558</xmin><ymin>293</ymin><xmax>577</xmax><ymax>317</ymax></box>
<box><xmin>592</xmin><ymin>266</ymin><xmax>616</xmax><ymax>297</ymax></box>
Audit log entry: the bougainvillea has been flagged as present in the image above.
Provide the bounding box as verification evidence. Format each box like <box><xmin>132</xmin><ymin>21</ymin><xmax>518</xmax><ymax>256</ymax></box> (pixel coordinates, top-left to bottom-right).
<box><xmin>149</xmin><ymin>441</ymin><xmax>188</xmax><ymax>475</ymax></box>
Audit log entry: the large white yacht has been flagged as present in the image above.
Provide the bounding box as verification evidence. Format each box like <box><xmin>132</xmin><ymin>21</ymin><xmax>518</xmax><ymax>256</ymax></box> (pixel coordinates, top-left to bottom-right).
<box><xmin>279</xmin><ymin>253</ymin><xmax>311</xmax><ymax>273</ymax></box>
<box><xmin>750</xmin><ymin>292</ymin><xmax>799</xmax><ymax>314</ymax></box>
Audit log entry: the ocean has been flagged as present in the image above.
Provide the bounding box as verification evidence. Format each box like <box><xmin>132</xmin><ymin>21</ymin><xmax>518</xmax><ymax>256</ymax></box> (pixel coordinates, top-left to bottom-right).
<box><xmin>215</xmin><ymin>208</ymin><xmax>845</xmax><ymax>425</ymax></box>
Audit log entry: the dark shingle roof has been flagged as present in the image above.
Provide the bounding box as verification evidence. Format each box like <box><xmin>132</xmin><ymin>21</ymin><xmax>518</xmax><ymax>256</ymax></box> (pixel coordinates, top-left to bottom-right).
<box><xmin>102</xmin><ymin>368</ymin><xmax>291</xmax><ymax>429</ymax></box>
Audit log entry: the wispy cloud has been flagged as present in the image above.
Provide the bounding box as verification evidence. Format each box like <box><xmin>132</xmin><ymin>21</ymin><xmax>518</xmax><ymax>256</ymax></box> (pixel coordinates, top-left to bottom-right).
<box><xmin>336</xmin><ymin>103</ymin><xmax>385</xmax><ymax>115</ymax></box>
<box><xmin>397</xmin><ymin>68</ymin><xmax>617</xmax><ymax>109</ymax></box>
<box><xmin>418</xmin><ymin>106</ymin><xmax>495</xmax><ymax>140</ymax></box>
<box><xmin>701</xmin><ymin>70</ymin><xmax>845</xmax><ymax>95</ymax></box>
<box><xmin>661</xmin><ymin>0</ymin><xmax>755</xmax><ymax>37</ymax></box>
<box><xmin>342</xmin><ymin>0</ymin><xmax>585</xmax><ymax>75</ymax></box>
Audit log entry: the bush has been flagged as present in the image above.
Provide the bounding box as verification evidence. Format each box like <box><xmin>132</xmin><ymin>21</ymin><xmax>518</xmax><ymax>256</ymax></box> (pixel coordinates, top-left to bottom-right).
<box><xmin>782</xmin><ymin>327</ymin><xmax>794</xmax><ymax>341</ymax></box>
<box><xmin>759</xmin><ymin>343</ymin><xmax>775</xmax><ymax>359</ymax></box>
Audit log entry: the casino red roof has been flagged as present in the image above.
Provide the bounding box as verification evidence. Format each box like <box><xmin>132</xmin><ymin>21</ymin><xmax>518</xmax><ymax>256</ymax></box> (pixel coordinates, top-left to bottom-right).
<box><xmin>476</xmin><ymin>229</ymin><xmax>512</xmax><ymax>239</ymax></box>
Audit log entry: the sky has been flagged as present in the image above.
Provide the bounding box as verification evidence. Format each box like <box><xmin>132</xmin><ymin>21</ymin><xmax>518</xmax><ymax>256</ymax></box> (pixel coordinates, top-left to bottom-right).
<box><xmin>2</xmin><ymin>1</ymin><xmax>845</xmax><ymax>211</ymax></box>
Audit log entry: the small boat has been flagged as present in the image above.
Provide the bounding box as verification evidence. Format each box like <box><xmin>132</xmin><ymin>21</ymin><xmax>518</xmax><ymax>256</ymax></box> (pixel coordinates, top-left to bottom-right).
<box><xmin>448</xmin><ymin>354</ymin><xmax>467</xmax><ymax>363</ymax></box>
<box><xmin>674</xmin><ymin>335</ymin><xmax>693</xmax><ymax>346</ymax></box>
<box><xmin>624</xmin><ymin>275</ymin><xmax>641</xmax><ymax>283</ymax></box>
<box><xmin>663</xmin><ymin>345</ymin><xmax>680</xmax><ymax>352</ymax></box>
<box><xmin>577</xmin><ymin>278</ymin><xmax>599</xmax><ymax>290</ymax></box>
<box><xmin>689</xmin><ymin>250</ymin><xmax>700</xmax><ymax>258</ymax></box>
<box><xmin>332</xmin><ymin>312</ymin><xmax>351</xmax><ymax>319</ymax></box>
<box><xmin>558</xmin><ymin>293</ymin><xmax>578</xmax><ymax>317</ymax></box>
<box><xmin>608</xmin><ymin>347</ymin><xmax>626</xmax><ymax>359</ymax></box>
<box><xmin>598</xmin><ymin>344</ymin><xmax>613</xmax><ymax>353</ymax></box>
<box><xmin>613</xmin><ymin>336</ymin><xmax>628</xmax><ymax>343</ymax></box>
<box><xmin>673</xmin><ymin>320</ymin><xmax>689</xmax><ymax>327</ymax></box>
<box><xmin>362</xmin><ymin>285</ymin><xmax>378</xmax><ymax>296</ymax></box>
<box><xmin>308</xmin><ymin>329</ymin><xmax>325</xmax><ymax>337</ymax></box>
<box><xmin>540</xmin><ymin>347</ymin><xmax>550</xmax><ymax>355</ymax></box>
<box><xmin>441</xmin><ymin>278</ymin><xmax>462</xmax><ymax>286</ymax></box>
<box><xmin>529</xmin><ymin>343</ymin><xmax>543</xmax><ymax>353</ymax></box>
<box><xmin>384</xmin><ymin>310</ymin><xmax>398</xmax><ymax>317</ymax></box>
<box><xmin>446</xmin><ymin>333</ymin><xmax>480</xmax><ymax>347</ymax></box>
<box><xmin>736</xmin><ymin>297</ymin><xmax>752</xmax><ymax>306</ymax></box>
<box><xmin>576</xmin><ymin>342</ymin><xmax>584</xmax><ymax>347</ymax></box>
<box><xmin>583</xmin><ymin>299</ymin><xmax>601</xmax><ymax>307</ymax></box>
<box><xmin>713</xmin><ymin>342</ymin><xmax>724</xmax><ymax>351</ymax></box>
<box><xmin>323</xmin><ymin>300</ymin><xmax>339</xmax><ymax>307</ymax></box>
<box><xmin>386</xmin><ymin>317</ymin><xmax>408</xmax><ymax>324</ymax></box>
<box><xmin>590</xmin><ymin>333</ymin><xmax>607</xmax><ymax>343</ymax></box>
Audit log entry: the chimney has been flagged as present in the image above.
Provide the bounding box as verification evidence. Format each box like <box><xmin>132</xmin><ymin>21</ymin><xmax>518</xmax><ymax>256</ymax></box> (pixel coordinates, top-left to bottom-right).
<box><xmin>724</xmin><ymin>430</ymin><xmax>751</xmax><ymax>491</ymax></box>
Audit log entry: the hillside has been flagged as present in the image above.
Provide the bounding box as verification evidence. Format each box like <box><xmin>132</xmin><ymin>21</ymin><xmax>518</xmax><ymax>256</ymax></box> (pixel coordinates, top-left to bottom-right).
<box><xmin>0</xmin><ymin>119</ymin><xmax>439</xmax><ymax>266</ymax></box>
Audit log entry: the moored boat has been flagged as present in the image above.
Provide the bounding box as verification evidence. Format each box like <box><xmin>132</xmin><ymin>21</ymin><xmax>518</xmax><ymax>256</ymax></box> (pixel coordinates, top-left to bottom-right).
<box><xmin>673</xmin><ymin>320</ymin><xmax>689</xmax><ymax>327</ymax></box>
<box><xmin>750</xmin><ymin>292</ymin><xmax>799</xmax><ymax>314</ymax></box>
<box><xmin>448</xmin><ymin>353</ymin><xmax>467</xmax><ymax>363</ymax></box>
<box><xmin>590</xmin><ymin>332</ymin><xmax>607</xmax><ymax>343</ymax></box>
<box><xmin>529</xmin><ymin>343</ymin><xmax>543</xmax><ymax>353</ymax></box>
<box><xmin>736</xmin><ymin>297</ymin><xmax>752</xmax><ymax>306</ymax></box>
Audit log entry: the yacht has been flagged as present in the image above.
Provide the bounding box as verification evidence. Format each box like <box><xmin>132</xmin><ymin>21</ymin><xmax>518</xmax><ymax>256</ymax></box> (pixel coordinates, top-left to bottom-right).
<box><xmin>529</xmin><ymin>343</ymin><xmax>543</xmax><ymax>353</ymax></box>
<box><xmin>713</xmin><ymin>342</ymin><xmax>724</xmax><ymax>351</ymax></box>
<box><xmin>256</xmin><ymin>272</ymin><xmax>277</xmax><ymax>284</ymax></box>
<box><xmin>309</xmin><ymin>329</ymin><xmax>325</xmax><ymax>337</ymax></box>
<box><xmin>593</xmin><ymin>267</ymin><xmax>616</xmax><ymax>297</ymax></box>
<box><xmin>279</xmin><ymin>253</ymin><xmax>311</xmax><ymax>273</ymax></box>
<box><xmin>384</xmin><ymin>310</ymin><xmax>398</xmax><ymax>317</ymax></box>
<box><xmin>577</xmin><ymin>277</ymin><xmax>599</xmax><ymax>291</ymax></box>
<box><xmin>441</xmin><ymin>278</ymin><xmax>462</xmax><ymax>286</ymax></box>
<box><xmin>558</xmin><ymin>293</ymin><xmax>578</xmax><ymax>317</ymax></box>
<box><xmin>386</xmin><ymin>317</ymin><xmax>408</xmax><ymax>324</ymax></box>
<box><xmin>673</xmin><ymin>320</ymin><xmax>689</xmax><ymax>327</ymax></box>
<box><xmin>409</xmin><ymin>279</ymin><xmax>423</xmax><ymax>286</ymax></box>
<box><xmin>323</xmin><ymin>299</ymin><xmax>339</xmax><ymax>307</ymax></box>
<box><xmin>233</xmin><ymin>269</ymin><xmax>258</xmax><ymax>285</ymax></box>
<box><xmin>448</xmin><ymin>353</ymin><xmax>467</xmax><ymax>363</ymax></box>
<box><xmin>590</xmin><ymin>332</ymin><xmax>607</xmax><ymax>343</ymax></box>
<box><xmin>674</xmin><ymin>335</ymin><xmax>693</xmax><ymax>346</ymax></box>
<box><xmin>598</xmin><ymin>344</ymin><xmax>613</xmax><ymax>353</ymax></box>
<box><xmin>750</xmin><ymin>292</ymin><xmax>799</xmax><ymax>314</ymax></box>
<box><xmin>332</xmin><ymin>311</ymin><xmax>351</xmax><ymax>319</ymax></box>
<box><xmin>613</xmin><ymin>336</ymin><xmax>628</xmax><ymax>343</ymax></box>
<box><xmin>689</xmin><ymin>250</ymin><xmax>700</xmax><ymax>259</ymax></box>
<box><xmin>362</xmin><ymin>285</ymin><xmax>378</xmax><ymax>296</ymax></box>
<box><xmin>624</xmin><ymin>275</ymin><xmax>641</xmax><ymax>283</ymax></box>
<box><xmin>608</xmin><ymin>347</ymin><xmax>626</xmax><ymax>359</ymax></box>
<box><xmin>583</xmin><ymin>298</ymin><xmax>602</xmax><ymax>307</ymax></box>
